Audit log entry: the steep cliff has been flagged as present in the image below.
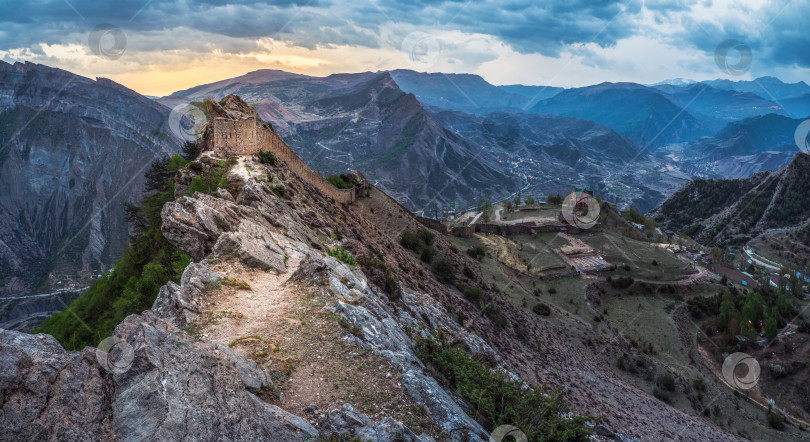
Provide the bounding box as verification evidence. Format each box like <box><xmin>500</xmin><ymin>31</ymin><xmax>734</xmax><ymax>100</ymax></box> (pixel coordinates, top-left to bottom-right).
<box><xmin>0</xmin><ymin>61</ymin><xmax>181</xmax><ymax>298</ymax></box>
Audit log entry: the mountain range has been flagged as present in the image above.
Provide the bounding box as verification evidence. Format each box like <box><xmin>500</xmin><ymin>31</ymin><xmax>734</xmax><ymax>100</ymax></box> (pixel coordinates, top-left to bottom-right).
<box><xmin>652</xmin><ymin>153</ymin><xmax>810</xmax><ymax>247</ymax></box>
<box><xmin>1</xmin><ymin>60</ymin><xmax>809</xmax><ymax>301</ymax></box>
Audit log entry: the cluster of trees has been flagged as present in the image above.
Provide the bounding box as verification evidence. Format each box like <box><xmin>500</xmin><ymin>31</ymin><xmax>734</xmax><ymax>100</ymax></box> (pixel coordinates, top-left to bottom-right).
<box><xmin>547</xmin><ymin>194</ymin><xmax>565</xmax><ymax>205</ymax></box>
<box><xmin>716</xmin><ymin>288</ymin><xmax>792</xmax><ymax>345</ymax></box>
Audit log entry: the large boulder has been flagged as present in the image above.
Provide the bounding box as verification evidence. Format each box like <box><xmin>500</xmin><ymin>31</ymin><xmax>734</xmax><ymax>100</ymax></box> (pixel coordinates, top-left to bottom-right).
<box><xmin>0</xmin><ymin>330</ymin><xmax>113</xmax><ymax>440</ymax></box>
<box><xmin>112</xmin><ymin>311</ymin><xmax>317</xmax><ymax>441</ymax></box>
<box><xmin>152</xmin><ymin>261</ymin><xmax>221</xmax><ymax>328</ymax></box>
<box><xmin>160</xmin><ymin>194</ymin><xmax>243</xmax><ymax>260</ymax></box>
<box><xmin>213</xmin><ymin>230</ymin><xmax>285</xmax><ymax>272</ymax></box>
<box><xmin>318</xmin><ymin>403</ymin><xmax>434</xmax><ymax>442</ymax></box>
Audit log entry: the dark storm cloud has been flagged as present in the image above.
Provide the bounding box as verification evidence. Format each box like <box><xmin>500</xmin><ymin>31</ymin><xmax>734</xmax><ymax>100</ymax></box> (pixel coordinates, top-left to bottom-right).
<box><xmin>0</xmin><ymin>0</ymin><xmax>644</xmax><ymax>54</ymax></box>
<box><xmin>0</xmin><ymin>0</ymin><xmax>808</xmax><ymax>72</ymax></box>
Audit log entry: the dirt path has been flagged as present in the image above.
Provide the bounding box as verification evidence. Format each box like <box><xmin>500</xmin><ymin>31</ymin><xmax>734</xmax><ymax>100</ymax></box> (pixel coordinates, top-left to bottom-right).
<box><xmin>192</xmin><ymin>252</ymin><xmax>438</xmax><ymax>433</ymax></box>
<box><xmin>202</xmin><ymin>253</ymin><xmax>304</xmax><ymax>347</ymax></box>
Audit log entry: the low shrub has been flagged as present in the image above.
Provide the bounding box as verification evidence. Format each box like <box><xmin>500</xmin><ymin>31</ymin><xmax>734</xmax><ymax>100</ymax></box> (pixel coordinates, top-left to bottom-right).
<box><xmin>767</xmin><ymin>410</ymin><xmax>786</xmax><ymax>430</ymax></box>
<box><xmin>257</xmin><ymin>151</ymin><xmax>277</xmax><ymax>165</ymax></box>
<box><xmin>457</xmin><ymin>283</ymin><xmax>483</xmax><ymax>305</ymax></box>
<box><xmin>327</xmin><ymin>246</ymin><xmax>355</xmax><ymax>266</ymax></box>
<box><xmin>419</xmin><ymin>244</ymin><xmax>435</xmax><ymax>263</ymax></box>
<box><xmin>326</xmin><ymin>174</ymin><xmax>352</xmax><ymax>189</ymax></box>
<box><xmin>189</xmin><ymin>165</ymin><xmax>227</xmax><ymax>195</ymax></box>
<box><xmin>659</xmin><ymin>373</ymin><xmax>676</xmax><ymax>392</ymax></box>
<box><xmin>466</xmin><ymin>245</ymin><xmax>486</xmax><ymax>260</ymax></box>
<box><xmin>415</xmin><ymin>337</ymin><xmax>591</xmax><ymax>440</ymax></box>
<box><xmin>610</xmin><ymin>276</ymin><xmax>635</xmax><ymax>289</ymax></box>
<box><xmin>399</xmin><ymin>230</ymin><xmax>421</xmax><ymax>251</ymax></box>
<box><xmin>269</xmin><ymin>185</ymin><xmax>286</xmax><ymax>197</ymax></box>
<box><xmin>532</xmin><ymin>303</ymin><xmax>551</xmax><ymax>316</ymax></box>
<box><xmin>431</xmin><ymin>258</ymin><xmax>455</xmax><ymax>283</ymax></box>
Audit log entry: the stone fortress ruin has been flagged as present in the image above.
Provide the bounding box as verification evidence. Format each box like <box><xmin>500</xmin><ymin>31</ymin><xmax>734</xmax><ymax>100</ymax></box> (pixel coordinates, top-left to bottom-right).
<box><xmin>207</xmin><ymin>115</ymin><xmax>360</xmax><ymax>204</ymax></box>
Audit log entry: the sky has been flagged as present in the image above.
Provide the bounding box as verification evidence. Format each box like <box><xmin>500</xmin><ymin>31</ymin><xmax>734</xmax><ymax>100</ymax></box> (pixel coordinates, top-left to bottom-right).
<box><xmin>0</xmin><ymin>0</ymin><xmax>808</xmax><ymax>96</ymax></box>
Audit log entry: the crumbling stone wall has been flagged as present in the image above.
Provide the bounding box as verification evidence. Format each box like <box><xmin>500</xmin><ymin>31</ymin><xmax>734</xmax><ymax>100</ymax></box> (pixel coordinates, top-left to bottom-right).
<box><xmin>210</xmin><ymin>117</ymin><xmax>356</xmax><ymax>204</ymax></box>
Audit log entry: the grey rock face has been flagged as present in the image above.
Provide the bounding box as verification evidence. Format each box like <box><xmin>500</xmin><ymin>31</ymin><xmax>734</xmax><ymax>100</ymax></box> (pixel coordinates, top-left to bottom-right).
<box><xmin>322</xmin><ymin>265</ymin><xmax>489</xmax><ymax>440</ymax></box>
<box><xmin>161</xmin><ymin>185</ymin><xmax>294</xmax><ymax>272</ymax></box>
<box><xmin>111</xmin><ymin>311</ymin><xmax>316</xmax><ymax>441</ymax></box>
<box><xmin>0</xmin><ymin>329</ymin><xmax>113</xmax><ymax>440</ymax></box>
<box><xmin>400</xmin><ymin>370</ymin><xmax>487</xmax><ymax>440</ymax></box>
<box><xmin>152</xmin><ymin>261</ymin><xmax>221</xmax><ymax>328</ymax></box>
<box><xmin>213</xmin><ymin>231</ymin><xmax>286</xmax><ymax>272</ymax></box>
<box><xmin>318</xmin><ymin>403</ymin><xmax>435</xmax><ymax>442</ymax></box>
<box><xmin>0</xmin><ymin>60</ymin><xmax>182</xmax><ymax>298</ymax></box>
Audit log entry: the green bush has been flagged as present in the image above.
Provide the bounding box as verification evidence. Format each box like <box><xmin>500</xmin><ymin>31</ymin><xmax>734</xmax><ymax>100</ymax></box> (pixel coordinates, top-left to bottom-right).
<box><xmin>457</xmin><ymin>283</ymin><xmax>483</xmax><ymax>305</ymax></box>
<box><xmin>327</xmin><ymin>246</ymin><xmax>355</xmax><ymax>266</ymax></box>
<box><xmin>532</xmin><ymin>303</ymin><xmax>551</xmax><ymax>316</ymax></box>
<box><xmin>417</xmin><ymin>229</ymin><xmax>435</xmax><ymax>246</ymax></box>
<box><xmin>326</xmin><ymin>174</ymin><xmax>352</xmax><ymax>189</ymax></box>
<box><xmin>399</xmin><ymin>230</ymin><xmax>421</xmax><ymax>251</ymax></box>
<box><xmin>416</xmin><ymin>337</ymin><xmax>591</xmax><ymax>441</ymax></box>
<box><xmin>37</xmin><ymin>158</ymin><xmax>190</xmax><ymax>350</ymax></box>
<box><xmin>482</xmin><ymin>304</ymin><xmax>508</xmax><ymax>328</ymax></box>
<box><xmin>431</xmin><ymin>258</ymin><xmax>455</xmax><ymax>283</ymax></box>
<box><xmin>610</xmin><ymin>276</ymin><xmax>634</xmax><ymax>289</ymax></box>
<box><xmin>269</xmin><ymin>185</ymin><xmax>286</xmax><ymax>197</ymax></box>
<box><xmin>257</xmin><ymin>150</ymin><xmax>277</xmax><ymax>165</ymax></box>
<box><xmin>419</xmin><ymin>244</ymin><xmax>435</xmax><ymax>263</ymax></box>
<box><xmin>766</xmin><ymin>410</ymin><xmax>786</xmax><ymax>430</ymax></box>
<box><xmin>462</xmin><ymin>266</ymin><xmax>475</xmax><ymax>279</ymax></box>
<box><xmin>466</xmin><ymin>246</ymin><xmax>486</xmax><ymax>260</ymax></box>
<box><xmin>189</xmin><ymin>165</ymin><xmax>227</xmax><ymax>195</ymax></box>
<box><xmin>659</xmin><ymin>373</ymin><xmax>676</xmax><ymax>392</ymax></box>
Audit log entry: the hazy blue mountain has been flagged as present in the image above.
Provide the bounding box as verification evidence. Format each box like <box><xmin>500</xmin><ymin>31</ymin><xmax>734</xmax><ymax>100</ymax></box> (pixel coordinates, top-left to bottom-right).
<box><xmin>703</xmin><ymin>76</ymin><xmax>810</xmax><ymax>101</ymax></box>
<box><xmin>529</xmin><ymin>82</ymin><xmax>713</xmax><ymax>147</ymax></box>
<box><xmin>781</xmin><ymin>93</ymin><xmax>810</xmax><ymax>119</ymax></box>
<box><xmin>495</xmin><ymin>84</ymin><xmax>564</xmax><ymax>107</ymax></box>
<box><xmin>387</xmin><ymin>69</ymin><xmax>531</xmax><ymax>113</ymax></box>
<box><xmin>653</xmin><ymin>83</ymin><xmax>786</xmax><ymax>123</ymax></box>
<box><xmin>690</xmin><ymin>114</ymin><xmax>803</xmax><ymax>159</ymax></box>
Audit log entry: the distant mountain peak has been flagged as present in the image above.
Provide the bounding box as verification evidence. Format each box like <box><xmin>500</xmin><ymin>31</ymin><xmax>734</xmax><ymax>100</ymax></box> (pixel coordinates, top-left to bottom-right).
<box><xmin>649</xmin><ymin>78</ymin><xmax>697</xmax><ymax>87</ymax></box>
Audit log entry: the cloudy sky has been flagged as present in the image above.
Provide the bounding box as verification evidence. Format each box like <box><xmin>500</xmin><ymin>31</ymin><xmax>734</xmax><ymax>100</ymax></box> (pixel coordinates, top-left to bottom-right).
<box><xmin>1</xmin><ymin>0</ymin><xmax>808</xmax><ymax>96</ymax></box>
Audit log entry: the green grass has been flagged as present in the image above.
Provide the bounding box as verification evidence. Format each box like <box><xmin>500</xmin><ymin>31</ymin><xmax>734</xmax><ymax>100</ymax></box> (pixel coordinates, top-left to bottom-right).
<box><xmin>326</xmin><ymin>174</ymin><xmax>352</xmax><ymax>189</ymax></box>
<box><xmin>327</xmin><ymin>246</ymin><xmax>355</xmax><ymax>266</ymax></box>
<box><xmin>416</xmin><ymin>336</ymin><xmax>591</xmax><ymax>441</ymax></box>
<box><xmin>189</xmin><ymin>164</ymin><xmax>228</xmax><ymax>195</ymax></box>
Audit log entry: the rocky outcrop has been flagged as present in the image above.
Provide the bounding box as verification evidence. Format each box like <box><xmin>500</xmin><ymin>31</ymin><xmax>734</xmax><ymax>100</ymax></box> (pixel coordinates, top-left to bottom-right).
<box><xmin>0</xmin><ymin>330</ymin><xmax>113</xmax><ymax>440</ymax></box>
<box><xmin>152</xmin><ymin>261</ymin><xmax>221</xmax><ymax>328</ymax></box>
<box><xmin>297</xmin><ymin>253</ymin><xmax>489</xmax><ymax>440</ymax></box>
<box><xmin>318</xmin><ymin>403</ymin><xmax>434</xmax><ymax>442</ymax></box>
<box><xmin>112</xmin><ymin>311</ymin><xmax>317</xmax><ymax>441</ymax></box>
